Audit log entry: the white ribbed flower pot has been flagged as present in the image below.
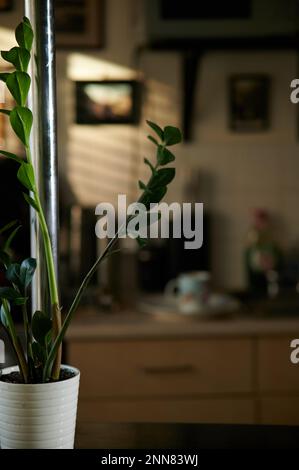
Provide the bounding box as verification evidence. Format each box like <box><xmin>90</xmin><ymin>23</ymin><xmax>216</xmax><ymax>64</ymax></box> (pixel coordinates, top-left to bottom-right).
<box><xmin>0</xmin><ymin>365</ymin><xmax>80</xmax><ymax>449</ymax></box>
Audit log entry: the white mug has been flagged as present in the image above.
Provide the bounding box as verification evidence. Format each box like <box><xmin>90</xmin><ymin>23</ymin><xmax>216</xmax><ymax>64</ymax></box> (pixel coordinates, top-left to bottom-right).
<box><xmin>165</xmin><ymin>271</ymin><xmax>211</xmax><ymax>314</ymax></box>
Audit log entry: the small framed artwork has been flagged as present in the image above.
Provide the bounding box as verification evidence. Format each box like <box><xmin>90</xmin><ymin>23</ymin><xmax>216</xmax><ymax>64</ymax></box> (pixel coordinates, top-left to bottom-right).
<box><xmin>75</xmin><ymin>80</ymin><xmax>141</xmax><ymax>125</ymax></box>
<box><xmin>229</xmin><ymin>74</ymin><xmax>270</xmax><ymax>132</ymax></box>
<box><xmin>0</xmin><ymin>0</ymin><xmax>13</xmax><ymax>11</ymax></box>
<box><xmin>54</xmin><ymin>0</ymin><xmax>105</xmax><ymax>49</ymax></box>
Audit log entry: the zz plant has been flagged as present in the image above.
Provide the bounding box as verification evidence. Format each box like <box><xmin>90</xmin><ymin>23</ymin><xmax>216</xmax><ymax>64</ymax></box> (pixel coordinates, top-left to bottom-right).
<box><xmin>0</xmin><ymin>18</ymin><xmax>182</xmax><ymax>383</ymax></box>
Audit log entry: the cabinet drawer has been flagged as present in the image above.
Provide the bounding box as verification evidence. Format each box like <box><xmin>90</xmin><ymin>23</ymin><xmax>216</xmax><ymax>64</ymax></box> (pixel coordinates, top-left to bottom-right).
<box><xmin>77</xmin><ymin>397</ymin><xmax>255</xmax><ymax>425</ymax></box>
<box><xmin>68</xmin><ymin>338</ymin><xmax>253</xmax><ymax>398</ymax></box>
<box><xmin>260</xmin><ymin>397</ymin><xmax>299</xmax><ymax>425</ymax></box>
<box><xmin>258</xmin><ymin>337</ymin><xmax>299</xmax><ymax>392</ymax></box>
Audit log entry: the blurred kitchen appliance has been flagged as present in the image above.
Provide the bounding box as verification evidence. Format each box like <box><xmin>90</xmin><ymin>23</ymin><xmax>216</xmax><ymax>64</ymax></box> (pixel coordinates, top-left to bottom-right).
<box><xmin>68</xmin><ymin>205</ymin><xmax>99</xmax><ymax>287</ymax></box>
<box><xmin>137</xmin><ymin>213</ymin><xmax>210</xmax><ymax>292</ymax></box>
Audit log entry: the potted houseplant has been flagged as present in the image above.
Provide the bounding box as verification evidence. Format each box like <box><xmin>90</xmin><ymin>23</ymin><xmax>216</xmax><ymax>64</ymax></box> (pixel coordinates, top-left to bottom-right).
<box><xmin>0</xmin><ymin>18</ymin><xmax>182</xmax><ymax>449</ymax></box>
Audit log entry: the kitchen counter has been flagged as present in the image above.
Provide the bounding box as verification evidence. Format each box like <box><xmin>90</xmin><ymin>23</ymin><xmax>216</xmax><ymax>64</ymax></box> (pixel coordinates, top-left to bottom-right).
<box><xmin>67</xmin><ymin>305</ymin><xmax>299</xmax><ymax>426</ymax></box>
<box><xmin>75</xmin><ymin>422</ymin><xmax>299</xmax><ymax>449</ymax></box>
<box><xmin>66</xmin><ymin>307</ymin><xmax>299</xmax><ymax>340</ymax></box>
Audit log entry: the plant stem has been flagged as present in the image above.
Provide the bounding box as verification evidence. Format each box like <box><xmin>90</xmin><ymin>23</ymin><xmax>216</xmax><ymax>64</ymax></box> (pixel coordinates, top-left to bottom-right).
<box><xmin>25</xmin><ymin>147</ymin><xmax>59</xmax><ymax>305</ymax></box>
<box><xmin>50</xmin><ymin>302</ymin><xmax>61</xmax><ymax>380</ymax></box>
<box><xmin>22</xmin><ymin>299</ymin><xmax>34</xmax><ymax>380</ymax></box>
<box><xmin>33</xmin><ymin>191</ymin><xmax>59</xmax><ymax>304</ymax></box>
<box><xmin>43</xmin><ymin>233</ymin><xmax>119</xmax><ymax>382</ymax></box>
<box><xmin>25</xmin><ymin>146</ymin><xmax>62</xmax><ymax>379</ymax></box>
<box><xmin>34</xmin><ymin>188</ymin><xmax>62</xmax><ymax>379</ymax></box>
<box><xmin>3</xmin><ymin>300</ymin><xmax>28</xmax><ymax>383</ymax></box>
<box><xmin>0</xmin><ymin>324</ymin><xmax>26</xmax><ymax>382</ymax></box>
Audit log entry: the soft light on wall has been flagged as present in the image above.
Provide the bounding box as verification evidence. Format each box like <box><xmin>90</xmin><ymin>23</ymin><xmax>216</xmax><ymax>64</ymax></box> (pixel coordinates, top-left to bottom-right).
<box><xmin>64</xmin><ymin>53</ymin><xmax>180</xmax><ymax>207</ymax></box>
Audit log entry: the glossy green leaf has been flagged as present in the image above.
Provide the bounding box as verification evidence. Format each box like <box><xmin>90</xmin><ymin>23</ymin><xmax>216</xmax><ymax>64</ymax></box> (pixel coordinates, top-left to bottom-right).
<box><xmin>45</xmin><ymin>329</ymin><xmax>53</xmax><ymax>349</ymax></box>
<box><xmin>129</xmin><ymin>209</ymin><xmax>161</xmax><ymax>230</ymax></box>
<box><xmin>0</xmin><ymin>287</ymin><xmax>27</xmax><ymax>305</ymax></box>
<box><xmin>0</xmin><ymin>109</ymin><xmax>11</xmax><ymax>116</ymax></box>
<box><xmin>146</xmin><ymin>120</ymin><xmax>164</xmax><ymax>141</ymax></box>
<box><xmin>7</xmin><ymin>72</ymin><xmax>31</xmax><ymax>106</ymax></box>
<box><xmin>3</xmin><ymin>225</ymin><xmax>21</xmax><ymax>252</ymax></box>
<box><xmin>32</xmin><ymin>310</ymin><xmax>52</xmax><ymax>344</ymax></box>
<box><xmin>140</xmin><ymin>186</ymin><xmax>167</xmax><ymax>209</ymax></box>
<box><xmin>163</xmin><ymin>126</ymin><xmax>182</xmax><ymax>146</ymax></box>
<box><xmin>17</xmin><ymin>162</ymin><xmax>35</xmax><ymax>191</ymax></box>
<box><xmin>23</xmin><ymin>192</ymin><xmax>39</xmax><ymax>212</ymax></box>
<box><xmin>6</xmin><ymin>263</ymin><xmax>21</xmax><ymax>288</ymax></box>
<box><xmin>144</xmin><ymin>157</ymin><xmax>155</xmax><ymax>174</ymax></box>
<box><xmin>0</xmin><ymin>72</ymin><xmax>10</xmax><ymax>83</ymax></box>
<box><xmin>147</xmin><ymin>135</ymin><xmax>159</xmax><ymax>146</ymax></box>
<box><xmin>14</xmin><ymin>297</ymin><xmax>28</xmax><ymax>306</ymax></box>
<box><xmin>0</xmin><ymin>220</ymin><xmax>17</xmax><ymax>235</ymax></box>
<box><xmin>157</xmin><ymin>145</ymin><xmax>175</xmax><ymax>166</ymax></box>
<box><xmin>136</xmin><ymin>236</ymin><xmax>147</xmax><ymax>248</ymax></box>
<box><xmin>20</xmin><ymin>258</ymin><xmax>36</xmax><ymax>289</ymax></box>
<box><xmin>1</xmin><ymin>47</ymin><xmax>30</xmax><ymax>72</ymax></box>
<box><xmin>0</xmin><ymin>303</ymin><xmax>9</xmax><ymax>328</ymax></box>
<box><xmin>151</xmin><ymin>186</ymin><xmax>167</xmax><ymax>204</ymax></box>
<box><xmin>6</xmin><ymin>258</ymin><xmax>36</xmax><ymax>291</ymax></box>
<box><xmin>10</xmin><ymin>106</ymin><xmax>33</xmax><ymax>146</ymax></box>
<box><xmin>32</xmin><ymin>341</ymin><xmax>46</xmax><ymax>364</ymax></box>
<box><xmin>15</xmin><ymin>17</ymin><xmax>33</xmax><ymax>52</ymax></box>
<box><xmin>138</xmin><ymin>180</ymin><xmax>147</xmax><ymax>191</ymax></box>
<box><xmin>150</xmin><ymin>167</ymin><xmax>176</xmax><ymax>188</ymax></box>
<box><xmin>0</xmin><ymin>150</ymin><xmax>23</xmax><ymax>164</ymax></box>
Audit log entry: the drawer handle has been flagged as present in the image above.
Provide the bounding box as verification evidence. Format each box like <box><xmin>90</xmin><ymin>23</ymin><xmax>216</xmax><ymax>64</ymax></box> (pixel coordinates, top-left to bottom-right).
<box><xmin>142</xmin><ymin>364</ymin><xmax>195</xmax><ymax>375</ymax></box>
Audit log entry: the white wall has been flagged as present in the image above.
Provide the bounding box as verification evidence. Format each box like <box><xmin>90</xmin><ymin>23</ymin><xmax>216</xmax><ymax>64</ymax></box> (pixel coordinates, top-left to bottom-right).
<box><xmin>186</xmin><ymin>51</ymin><xmax>299</xmax><ymax>289</ymax></box>
<box><xmin>59</xmin><ymin>0</ymin><xmax>182</xmax><ymax>208</ymax></box>
<box><xmin>1</xmin><ymin>0</ymin><xmax>298</xmax><ymax>290</ymax></box>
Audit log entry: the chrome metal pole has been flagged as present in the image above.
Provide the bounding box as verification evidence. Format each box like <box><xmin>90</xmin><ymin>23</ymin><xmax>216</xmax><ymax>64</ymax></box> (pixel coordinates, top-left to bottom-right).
<box><xmin>25</xmin><ymin>0</ymin><xmax>59</xmax><ymax>314</ymax></box>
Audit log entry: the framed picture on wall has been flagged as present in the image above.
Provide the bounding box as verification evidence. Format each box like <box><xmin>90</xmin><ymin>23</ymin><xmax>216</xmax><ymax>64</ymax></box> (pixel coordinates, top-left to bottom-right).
<box><xmin>54</xmin><ymin>0</ymin><xmax>105</xmax><ymax>49</ymax></box>
<box><xmin>0</xmin><ymin>0</ymin><xmax>14</xmax><ymax>11</ymax></box>
<box><xmin>75</xmin><ymin>80</ymin><xmax>141</xmax><ymax>125</ymax></box>
<box><xmin>229</xmin><ymin>74</ymin><xmax>270</xmax><ymax>132</ymax></box>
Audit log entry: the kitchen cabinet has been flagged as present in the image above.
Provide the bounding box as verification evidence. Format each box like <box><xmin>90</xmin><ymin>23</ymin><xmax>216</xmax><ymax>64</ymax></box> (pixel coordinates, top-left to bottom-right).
<box><xmin>258</xmin><ymin>337</ymin><xmax>299</xmax><ymax>392</ymax></box>
<box><xmin>66</xmin><ymin>313</ymin><xmax>299</xmax><ymax>425</ymax></box>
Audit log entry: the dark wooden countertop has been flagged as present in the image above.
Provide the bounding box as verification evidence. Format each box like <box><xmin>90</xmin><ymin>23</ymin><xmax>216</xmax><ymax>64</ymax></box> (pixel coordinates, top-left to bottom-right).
<box><xmin>75</xmin><ymin>423</ymin><xmax>299</xmax><ymax>449</ymax></box>
<box><xmin>67</xmin><ymin>308</ymin><xmax>299</xmax><ymax>341</ymax></box>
